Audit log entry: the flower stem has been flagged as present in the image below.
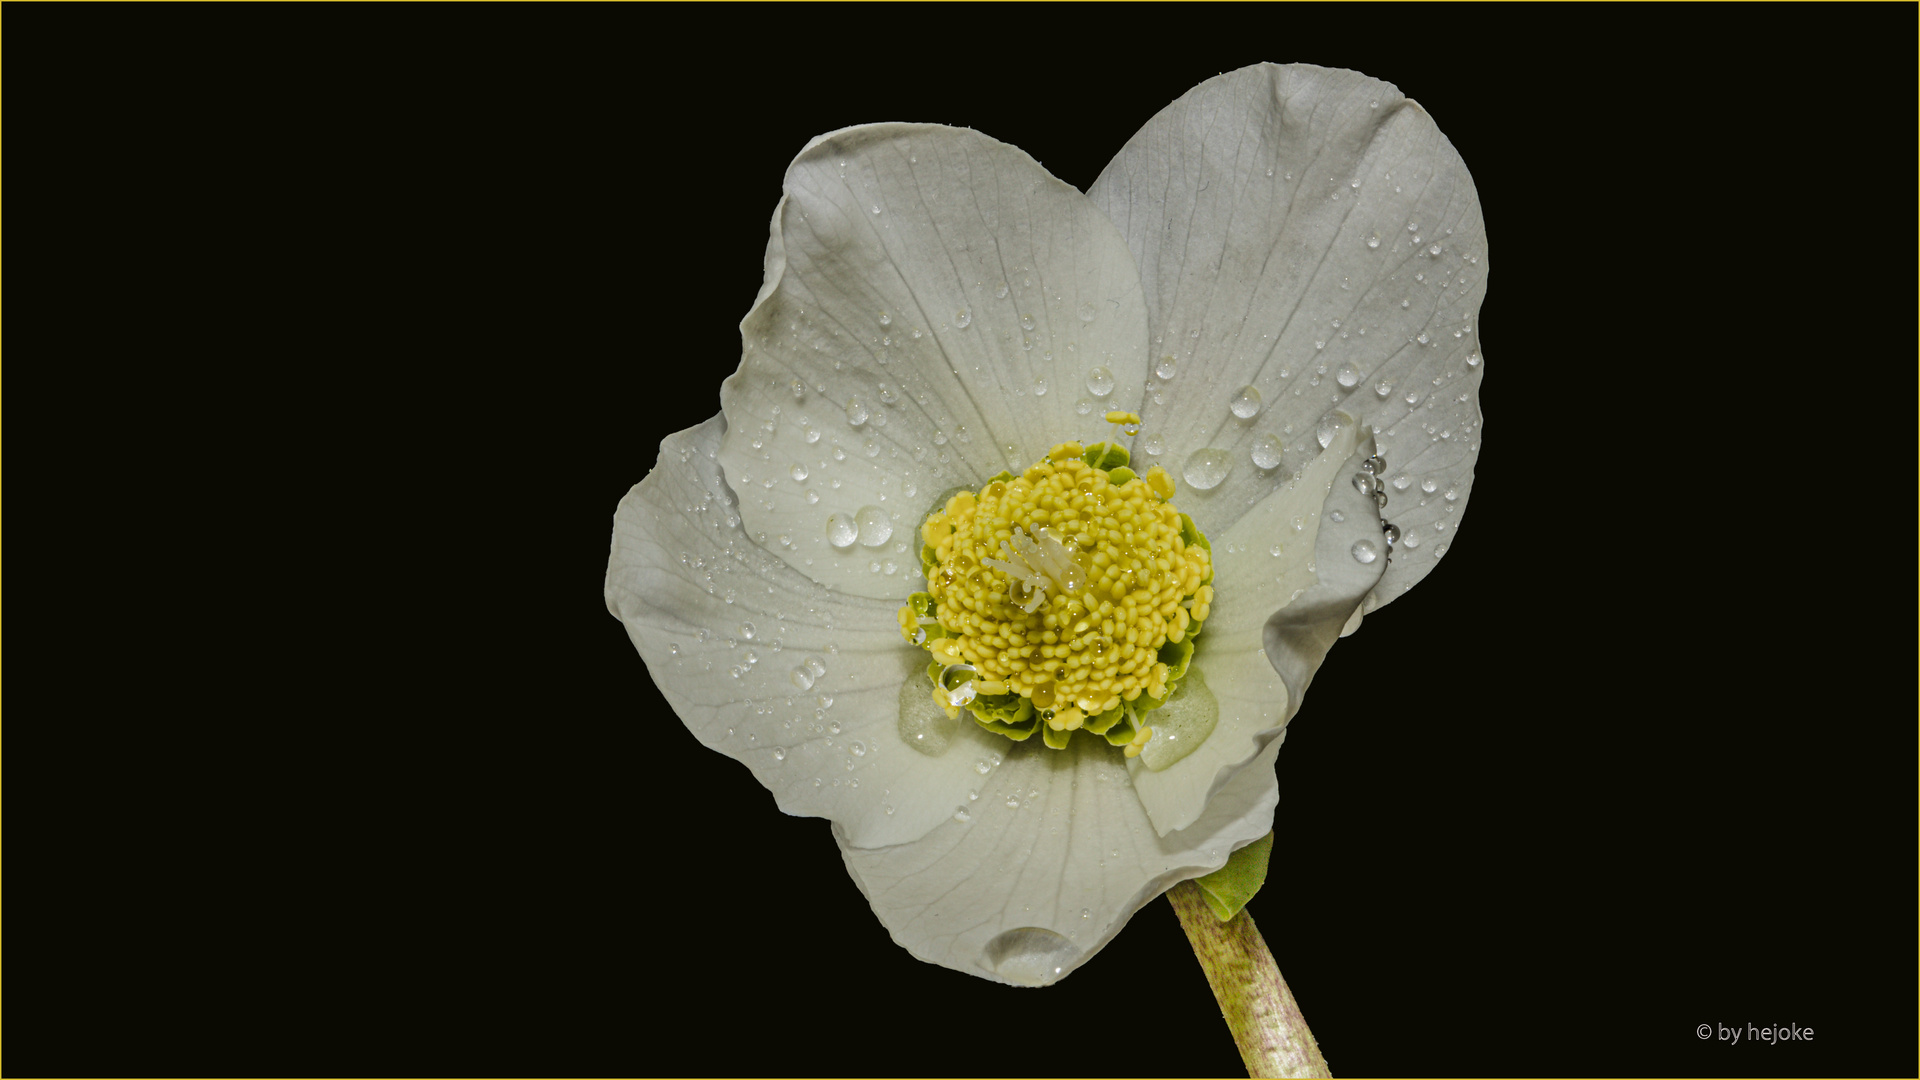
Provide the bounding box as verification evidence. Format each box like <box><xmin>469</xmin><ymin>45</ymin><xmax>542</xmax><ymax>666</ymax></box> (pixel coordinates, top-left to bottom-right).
<box><xmin>1167</xmin><ymin>880</ymin><xmax>1332</xmax><ymax>1079</ymax></box>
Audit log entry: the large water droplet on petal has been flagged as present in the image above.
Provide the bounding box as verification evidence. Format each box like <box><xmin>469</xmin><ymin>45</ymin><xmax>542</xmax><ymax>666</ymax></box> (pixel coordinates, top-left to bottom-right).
<box><xmin>1139</xmin><ymin>666</ymin><xmax>1218</xmax><ymax>771</ymax></box>
<box><xmin>855</xmin><ymin>506</ymin><xmax>893</xmax><ymax>547</ymax></box>
<box><xmin>1228</xmin><ymin>385</ymin><xmax>1262</xmax><ymax>419</ymax></box>
<box><xmin>826</xmin><ymin>513</ymin><xmax>858</xmax><ymax>548</ymax></box>
<box><xmin>1155</xmin><ymin>355</ymin><xmax>1178</xmax><ymax>380</ymax></box>
<box><xmin>1085</xmin><ymin>367</ymin><xmax>1115</xmax><ymax>397</ymax></box>
<box><xmin>1182</xmin><ymin>448</ymin><xmax>1231</xmax><ymax>490</ymax></box>
<box><xmin>1351</xmin><ymin>539</ymin><xmax>1379</xmax><ymax>564</ymax></box>
<box><xmin>1250</xmin><ymin>434</ymin><xmax>1284</xmax><ymax>470</ymax></box>
<box><xmin>983</xmin><ymin>927</ymin><xmax>1080</xmax><ymax>987</ymax></box>
<box><xmin>845</xmin><ymin>398</ymin><xmax>869</xmax><ymax>426</ymax></box>
<box><xmin>898</xmin><ymin>673</ymin><xmax>958</xmax><ymax>756</ymax></box>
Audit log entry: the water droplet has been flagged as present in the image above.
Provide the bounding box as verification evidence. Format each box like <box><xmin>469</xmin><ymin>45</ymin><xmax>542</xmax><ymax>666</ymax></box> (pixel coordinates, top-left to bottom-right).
<box><xmin>772</xmin><ymin>747</ymin><xmax>786</xmax><ymax>762</ymax></box>
<box><xmin>1315</xmin><ymin>414</ymin><xmax>1346</xmax><ymax>449</ymax></box>
<box><xmin>739</xmin><ymin>622</ymin><xmax>756</xmax><ymax>640</ymax></box>
<box><xmin>1250</xmin><ymin>434</ymin><xmax>1284</xmax><ymax>470</ymax></box>
<box><xmin>953</xmin><ymin>807</ymin><xmax>972</xmax><ymax>823</ymax></box>
<box><xmin>1402</xmin><ymin>531</ymin><xmax>1421</xmax><ymax>549</ymax></box>
<box><xmin>1429</xmin><ymin>243</ymin><xmax>1443</xmax><ymax>256</ymax></box>
<box><xmin>1352</xmin><ymin>473</ymin><xmax>1376</xmax><ymax>496</ymax></box>
<box><xmin>825</xmin><ymin>513</ymin><xmax>858</xmax><ymax>548</ymax></box>
<box><xmin>1382</xmin><ymin>523</ymin><xmax>1401</xmax><ymax>545</ymax></box>
<box><xmin>790</xmin><ymin>666</ymin><xmax>814</xmax><ymax>690</ymax></box>
<box><xmin>1020</xmin><ymin>313</ymin><xmax>1036</xmax><ymax>331</ymax></box>
<box><xmin>1467</xmin><ymin>350</ymin><xmax>1482</xmax><ymax>367</ymax></box>
<box><xmin>1078</xmin><ymin>301</ymin><xmax>1098</xmax><ymax>322</ymax></box>
<box><xmin>1086</xmin><ymin>367</ymin><xmax>1115</xmax><ymax>397</ymax></box>
<box><xmin>1444</xmin><ymin>485</ymin><xmax>1460</xmax><ymax>502</ymax></box>
<box><xmin>863</xmin><ymin>439</ymin><xmax>880</xmax><ymax>458</ymax></box>
<box><xmin>1228</xmin><ymin>385</ymin><xmax>1262</xmax><ymax>419</ymax></box>
<box><xmin>1182</xmin><ymin>448</ymin><xmax>1231</xmax><ymax>490</ymax></box>
<box><xmin>1366</xmin><ymin>231</ymin><xmax>1381</xmax><ymax>249</ymax></box>
<box><xmin>804</xmin><ymin>488</ymin><xmax>820</xmax><ymax>504</ymax></box>
<box><xmin>995</xmin><ymin>281</ymin><xmax>1009</xmax><ymax>299</ymax></box>
<box><xmin>984</xmin><ymin>927</ymin><xmax>1078</xmax><ymax>987</ymax></box>
<box><xmin>1155</xmin><ymin>355</ymin><xmax>1178</xmax><ymax>380</ymax></box>
<box><xmin>975</xmin><ymin>760</ymin><xmax>991</xmax><ymax>775</ymax></box>
<box><xmin>1351</xmin><ymin>539</ymin><xmax>1378</xmax><ymax>564</ymax></box>
<box><xmin>789</xmin><ymin>378</ymin><xmax>806</xmax><ymax>400</ymax></box>
<box><xmin>1075</xmin><ymin>398</ymin><xmax>1094</xmax><ymax>416</ymax></box>
<box><xmin>878</xmin><ymin>313</ymin><xmax>892</xmax><ymax>327</ymax></box>
<box><xmin>1329</xmin><ymin>510</ymin><xmax>1346</xmax><ymax>523</ymax></box>
<box><xmin>955</xmin><ymin>309</ymin><xmax>972</xmax><ymax>329</ymax></box>
<box><xmin>1269</xmin><ymin>543</ymin><xmax>1284</xmax><ymax>557</ymax></box>
<box><xmin>1335</xmin><ymin>363</ymin><xmax>1360</xmax><ymax>388</ymax></box>
<box><xmin>1375</xmin><ymin>381</ymin><xmax>1393</xmax><ymax>398</ymax></box>
<box><xmin>1032</xmin><ymin>377</ymin><xmax>1048</xmax><ymax>396</ymax></box>
<box><xmin>1005</xmin><ymin>794</ymin><xmax>1020</xmax><ymax>808</ymax></box>
<box><xmin>856</xmin><ymin>506</ymin><xmax>893</xmax><ymax>547</ymax></box>
<box><xmin>1421</xmin><ymin>478</ymin><xmax>1438</xmax><ymax>494</ymax></box>
<box><xmin>845</xmin><ymin>398</ymin><xmax>869</xmax><ymax>426</ymax></box>
<box><xmin>1143</xmin><ymin>433</ymin><xmax>1166</xmax><ymax>456</ymax></box>
<box><xmin>850</xmin><ymin>740</ymin><xmax>867</xmax><ymax>757</ymax></box>
<box><xmin>790</xmin><ymin>464</ymin><xmax>809</xmax><ymax>482</ymax></box>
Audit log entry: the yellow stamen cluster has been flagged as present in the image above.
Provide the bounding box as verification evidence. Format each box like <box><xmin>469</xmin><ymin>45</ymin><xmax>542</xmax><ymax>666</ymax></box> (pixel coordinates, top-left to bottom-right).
<box><xmin>907</xmin><ymin>441</ymin><xmax>1213</xmax><ymax>730</ymax></box>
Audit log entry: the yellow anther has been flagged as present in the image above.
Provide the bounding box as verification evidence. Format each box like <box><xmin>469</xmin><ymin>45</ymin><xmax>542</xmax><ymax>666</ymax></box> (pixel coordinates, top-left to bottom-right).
<box><xmin>914</xmin><ymin>439</ymin><xmax>1213</xmax><ymax>750</ymax></box>
<box><xmin>1104</xmin><ymin>410</ymin><xmax>1141</xmax><ymax>426</ymax></box>
<box><xmin>1123</xmin><ymin>724</ymin><xmax>1153</xmax><ymax>758</ymax></box>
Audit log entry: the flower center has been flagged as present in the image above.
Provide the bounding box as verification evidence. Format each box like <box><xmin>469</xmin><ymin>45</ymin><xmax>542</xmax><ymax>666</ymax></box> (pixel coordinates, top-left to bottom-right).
<box><xmin>896</xmin><ymin>414</ymin><xmax>1214</xmax><ymax>753</ymax></box>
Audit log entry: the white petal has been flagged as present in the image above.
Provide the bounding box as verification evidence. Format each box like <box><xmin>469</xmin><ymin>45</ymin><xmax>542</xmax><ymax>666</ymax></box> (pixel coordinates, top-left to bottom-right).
<box><xmin>718</xmin><ymin>123</ymin><xmax>1151</xmax><ymax>600</ymax></box>
<box><xmin>606</xmin><ymin>414</ymin><xmax>1008</xmax><ymax>848</ymax></box>
<box><xmin>1088</xmin><ymin>63</ymin><xmax>1487</xmax><ymax>610</ymax></box>
<box><xmin>834</xmin><ymin>726</ymin><xmax>1283</xmax><ymax>986</ymax></box>
<box><xmin>1125</xmin><ymin>421</ymin><xmax>1389</xmax><ymax>834</ymax></box>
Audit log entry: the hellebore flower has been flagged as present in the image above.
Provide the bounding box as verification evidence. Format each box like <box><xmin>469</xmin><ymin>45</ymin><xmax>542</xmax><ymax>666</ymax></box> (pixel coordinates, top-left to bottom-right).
<box><xmin>606</xmin><ymin>63</ymin><xmax>1486</xmax><ymax>986</ymax></box>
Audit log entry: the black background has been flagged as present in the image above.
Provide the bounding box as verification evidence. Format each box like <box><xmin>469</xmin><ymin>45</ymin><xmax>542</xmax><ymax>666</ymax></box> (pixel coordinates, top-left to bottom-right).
<box><xmin>19</xmin><ymin>6</ymin><xmax>1914</xmax><ymax>1077</ymax></box>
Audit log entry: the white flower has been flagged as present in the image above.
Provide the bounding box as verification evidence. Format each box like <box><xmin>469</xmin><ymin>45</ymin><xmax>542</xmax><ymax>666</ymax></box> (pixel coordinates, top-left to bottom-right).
<box><xmin>605</xmin><ymin>63</ymin><xmax>1486</xmax><ymax>986</ymax></box>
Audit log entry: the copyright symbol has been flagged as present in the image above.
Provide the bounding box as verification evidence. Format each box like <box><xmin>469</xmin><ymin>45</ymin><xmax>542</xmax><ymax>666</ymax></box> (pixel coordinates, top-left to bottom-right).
<box><xmin>1696</xmin><ymin>1024</ymin><xmax>1712</xmax><ymax>1040</ymax></box>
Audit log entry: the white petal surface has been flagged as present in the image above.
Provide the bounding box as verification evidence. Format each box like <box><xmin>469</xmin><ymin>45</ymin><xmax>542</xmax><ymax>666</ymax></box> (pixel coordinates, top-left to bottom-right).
<box><xmin>834</xmin><ymin>726</ymin><xmax>1283</xmax><ymax>986</ymax></box>
<box><xmin>1088</xmin><ymin>63</ymin><xmax>1487</xmax><ymax>612</ymax></box>
<box><xmin>1125</xmin><ymin>423</ymin><xmax>1389</xmax><ymax>835</ymax></box>
<box><xmin>719</xmin><ymin>123</ymin><xmax>1152</xmax><ymax>600</ymax></box>
<box><xmin>607</xmin><ymin>415</ymin><xmax>1015</xmax><ymax>848</ymax></box>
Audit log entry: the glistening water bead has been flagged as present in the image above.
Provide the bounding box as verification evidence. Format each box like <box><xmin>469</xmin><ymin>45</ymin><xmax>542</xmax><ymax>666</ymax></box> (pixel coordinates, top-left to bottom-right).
<box><xmin>1350</xmin><ymin>539</ymin><xmax>1379</xmax><ymax>564</ymax></box>
<box><xmin>1229</xmin><ymin>385</ymin><xmax>1262</xmax><ymax>419</ymax></box>
<box><xmin>826</xmin><ymin>512</ymin><xmax>858</xmax><ymax>549</ymax></box>
<box><xmin>1250</xmin><ymin>434</ymin><xmax>1284</xmax><ymax>470</ymax></box>
<box><xmin>1085</xmin><ymin>366</ymin><xmax>1115</xmax><ymax>397</ymax></box>
<box><xmin>1182</xmin><ymin>448</ymin><xmax>1231</xmax><ymax>490</ymax></box>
